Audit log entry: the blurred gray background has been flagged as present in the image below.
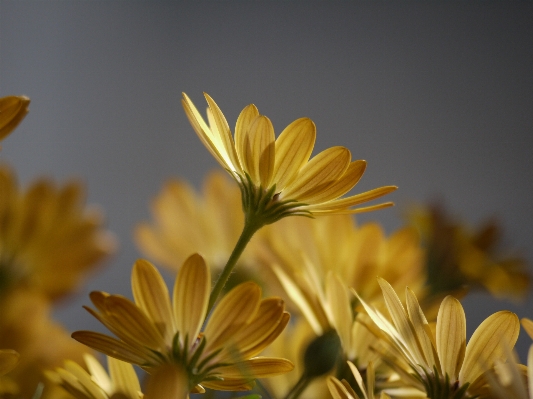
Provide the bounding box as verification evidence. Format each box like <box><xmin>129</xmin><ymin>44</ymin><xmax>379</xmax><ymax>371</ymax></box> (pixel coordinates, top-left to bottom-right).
<box><xmin>1</xmin><ymin>1</ymin><xmax>532</xmax><ymax>358</ymax></box>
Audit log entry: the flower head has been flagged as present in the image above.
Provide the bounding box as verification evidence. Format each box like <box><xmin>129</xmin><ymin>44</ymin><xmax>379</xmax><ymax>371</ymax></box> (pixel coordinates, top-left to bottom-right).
<box><xmin>182</xmin><ymin>93</ymin><xmax>396</xmax><ymax>224</ymax></box>
<box><xmin>0</xmin><ymin>95</ymin><xmax>30</xmax><ymax>142</ymax></box>
<box><xmin>72</xmin><ymin>254</ymin><xmax>293</xmax><ymax>396</ymax></box>
<box><xmin>355</xmin><ymin>278</ymin><xmax>520</xmax><ymax>398</ymax></box>
<box><xmin>0</xmin><ymin>165</ymin><xmax>116</xmax><ymax>300</ymax></box>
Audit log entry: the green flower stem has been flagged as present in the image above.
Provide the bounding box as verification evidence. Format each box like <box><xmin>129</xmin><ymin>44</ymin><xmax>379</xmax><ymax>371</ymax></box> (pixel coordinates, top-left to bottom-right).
<box><xmin>283</xmin><ymin>374</ymin><xmax>311</xmax><ymax>399</ymax></box>
<box><xmin>207</xmin><ymin>217</ymin><xmax>263</xmax><ymax>314</ymax></box>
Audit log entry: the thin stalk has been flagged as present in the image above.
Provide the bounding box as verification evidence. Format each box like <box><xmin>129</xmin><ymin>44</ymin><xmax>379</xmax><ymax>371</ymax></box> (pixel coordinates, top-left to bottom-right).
<box><xmin>283</xmin><ymin>374</ymin><xmax>311</xmax><ymax>399</ymax></box>
<box><xmin>207</xmin><ymin>218</ymin><xmax>262</xmax><ymax>313</ymax></box>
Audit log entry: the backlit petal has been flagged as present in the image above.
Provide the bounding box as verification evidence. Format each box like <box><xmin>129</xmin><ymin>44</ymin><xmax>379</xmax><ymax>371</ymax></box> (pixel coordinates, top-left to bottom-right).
<box><xmin>436</xmin><ymin>296</ymin><xmax>466</xmax><ymax>380</ymax></box>
<box><xmin>132</xmin><ymin>259</ymin><xmax>175</xmax><ymax>343</ymax></box>
<box><xmin>459</xmin><ymin>310</ymin><xmax>519</xmax><ymax>384</ymax></box>
<box><xmin>242</xmin><ymin>115</ymin><xmax>275</xmax><ymax>187</ymax></box>
<box><xmin>235</xmin><ymin>104</ymin><xmax>260</xmax><ymax>172</ymax></box>
<box><xmin>272</xmin><ymin>118</ymin><xmax>316</xmax><ymax>190</ymax></box>
<box><xmin>173</xmin><ymin>253</ymin><xmax>210</xmax><ymax>346</ymax></box>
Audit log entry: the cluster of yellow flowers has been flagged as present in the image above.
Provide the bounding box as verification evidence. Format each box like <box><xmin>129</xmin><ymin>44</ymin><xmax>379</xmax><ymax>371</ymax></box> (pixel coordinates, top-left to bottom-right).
<box><xmin>0</xmin><ymin>93</ymin><xmax>531</xmax><ymax>399</ymax></box>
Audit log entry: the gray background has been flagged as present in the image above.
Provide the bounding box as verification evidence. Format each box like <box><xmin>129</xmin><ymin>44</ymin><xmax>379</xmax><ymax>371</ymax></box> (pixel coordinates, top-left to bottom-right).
<box><xmin>1</xmin><ymin>1</ymin><xmax>532</xmax><ymax>359</ymax></box>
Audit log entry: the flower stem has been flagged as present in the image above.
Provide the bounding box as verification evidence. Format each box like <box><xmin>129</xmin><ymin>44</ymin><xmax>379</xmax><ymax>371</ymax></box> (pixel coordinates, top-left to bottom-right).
<box><xmin>207</xmin><ymin>218</ymin><xmax>262</xmax><ymax>314</ymax></box>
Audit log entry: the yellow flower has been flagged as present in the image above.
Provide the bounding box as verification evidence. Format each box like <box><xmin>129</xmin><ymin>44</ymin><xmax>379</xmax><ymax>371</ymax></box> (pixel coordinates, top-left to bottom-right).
<box><xmin>46</xmin><ymin>354</ymin><xmax>143</xmax><ymax>399</ymax></box>
<box><xmin>327</xmin><ymin>361</ymin><xmax>391</xmax><ymax>399</ymax></box>
<box><xmin>72</xmin><ymin>254</ymin><xmax>293</xmax><ymax>396</ymax></box>
<box><xmin>355</xmin><ymin>278</ymin><xmax>520</xmax><ymax>399</ymax></box>
<box><xmin>182</xmin><ymin>93</ymin><xmax>396</xmax><ymax>223</ymax></box>
<box><xmin>135</xmin><ymin>171</ymin><xmax>258</xmax><ymax>274</ymax></box>
<box><xmin>0</xmin><ymin>95</ymin><xmax>30</xmax><ymax>142</ymax></box>
<box><xmin>407</xmin><ymin>202</ymin><xmax>530</xmax><ymax>301</ymax></box>
<box><xmin>0</xmin><ymin>164</ymin><xmax>117</xmax><ymax>299</ymax></box>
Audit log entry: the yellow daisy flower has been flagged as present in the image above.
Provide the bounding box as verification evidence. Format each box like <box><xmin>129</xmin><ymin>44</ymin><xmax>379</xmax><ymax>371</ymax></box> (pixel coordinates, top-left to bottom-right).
<box><xmin>46</xmin><ymin>354</ymin><xmax>143</xmax><ymax>399</ymax></box>
<box><xmin>0</xmin><ymin>95</ymin><xmax>30</xmax><ymax>142</ymax></box>
<box><xmin>72</xmin><ymin>254</ymin><xmax>293</xmax><ymax>396</ymax></box>
<box><xmin>135</xmin><ymin>171</ymin><xmax>258</xmax><ymax>274</ymax></box>
<box><xmin>182</xmin><ymin>92</ymin><xmax>396</xmax><ymax>222</ymax></box>
<box><xmin>355</xmin><ymin>278</ymin><xmax>520</xmax><ymax>399</ymax></box>
<box><xmin>0</xmin><ymin>164</ymin><xmax>117</xmax><ymax>299</ymax></box>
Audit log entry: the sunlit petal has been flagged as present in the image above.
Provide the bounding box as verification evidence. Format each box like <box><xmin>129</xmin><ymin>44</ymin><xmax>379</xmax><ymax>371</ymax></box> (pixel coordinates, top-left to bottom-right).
<box><xmin>436</xmin><ymin>296</ymin><xmax>466</xmax><ymax>380</ymax></box>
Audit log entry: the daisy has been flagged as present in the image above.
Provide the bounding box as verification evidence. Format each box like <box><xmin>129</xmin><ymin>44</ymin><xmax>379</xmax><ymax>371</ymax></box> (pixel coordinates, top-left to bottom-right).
<box><xmin>182</xmin><ymin>92</ymin><xmax>396</xmax><ymax>222</ymax></box>
<box><xmin>72</xmin><ymin>254</ymin><xmax>293</xmax><ymax>397</ymax></box>
<box><xmin>46</xmin><ymin>354</ymin><xmax>143</xmax><ymax>399</ymax></box>
<box><xmin>0</xmin><ymin>164</ymin><xmax>116</xmax><ymax>300</ymax></box>
<box><xmin>0</xmin><ymin>95</ymin><xmax>30</xmax><ymax>142</ymax></box>
<box><xmin>355</xmin><ymin>278</ymin><xmax>520</xmax><ymax>399</ymax></box>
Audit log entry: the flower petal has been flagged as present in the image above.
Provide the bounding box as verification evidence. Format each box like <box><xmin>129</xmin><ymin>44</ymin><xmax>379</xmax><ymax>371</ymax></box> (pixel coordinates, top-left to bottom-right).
<box><xmin>173</xmin><ymin>253</ymin><xmax>210</xmax><ymax>346</ymax></box>
<box><xmin>305</xmin><ymin>160</ymin><xmax>367</xmax><ymax>204</ymax></box>
<box><xmin>235</xmin><ymin>104</ymin><xmax>260</xmax><ymax>170</ymax></box>
<box><xmin>306</xmin><ymin>186</ymin><xmax>397</xmax><ymax>211</ymax></box>
<box><xmin>272</xmin><ymin>117</ymin><xmax>316</xmax><ymax>190</ymax></box>
<box><xmin>216</xmin><ymin>357</ymin><xmax>294</xmax><ymax>378</ymax></box>
<box><xmin>132</xmin><ymin>259</ymin><xmax>175</xmax><ymax>343</ymax></box>
<box><xmin>204</xmin><ymin>93</ymin><xmax>243</xmax><ymax>174</ymax></box>
<box><xmin>72</xmin><ymin>331</ymin><xmax>159</xmax><ymax>365</ymax></box>
<box><xmin>281</xmin><ymin>146</ymin><xmax>351</xmax><ymax>202</ymax></box>
<box><xmin>436</xmin><ymin>296</ymin><xmax>466</xmax><ymax>380</ymax></box>
<box><xmin>241</xmin><ymin>115</ymin><xmax>275</xmax><ymax>187</ymax></box>
<box><xmin>108</xmin><ymin>356</ymin><xmax>142</xmax><ymax>396</ymax></box>
<box><xmin>521</xmin><ymin>317</ymin><xmax>533</xmax><ymax>340</ymax></box>
<box><xmin>327</xmin><ymin>376</ymin><xmax>356</xmax><ymax>399</ymax></box>
<box><xmin>181</xmin><ymin>93</ymin><xmax>233</xmax><ymax>172</ymax></box>
<box><xmin>203</xmin><ymin>281</ymin><xmax>261</xmax><ymax>353</ymax></box>
<box><xmin>459</xmin><ymin>310</ymin><xmax>520</xmax><ymax>384</ymax></box>
<box><xmin>0</xmin><ymin>95</ymin><xmax>30</xmax><ymax>140</ymax></box>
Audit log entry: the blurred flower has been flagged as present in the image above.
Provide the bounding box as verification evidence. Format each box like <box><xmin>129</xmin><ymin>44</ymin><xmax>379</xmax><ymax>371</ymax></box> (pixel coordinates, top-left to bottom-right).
<box><xmin>257</xmin><ymin>215</ymin><xmax>425</xmax><ymax>336</ymax></box>
<box><xmin>182</xmin><ymin>92</ymin><xmax>396</xmax><ymax>224</ymax></box>
<box><xmin>407</xmin><ymin>202</ymin><xmax>530</xmax><ymax>301</ymax></box>
<box><xmin>356</xmin><ymin>278</ymin><xmax>520</xmax><ymax>399</ymax></box>
<box><xmin>0</xmin><ymin>95</ymin><xmax>30</xmax><ymax>142</ymax></box>
<box><xmin>0</xmin><ymin>288</ymin><xmax>91</xmax><ymax>398</ymax></box>
<box><xmin>135</xmin><ymin>171</ymin><xmax>259</xmax><ymax>276</ymax></box>
<box><xmin>46</xmin><ymin>354</ymin><xmax>143</xmax><ymax>399</ymax></box>
<box><xmin>0</xmin><ymin>164</ymin><xmax>117</xmax><ymax>300</ymax></box>
<box><xmin>72</xmin><ymin>254</ymin><xmax>293</xmax><ymax>396</ymax></box>
<box><xmin>328</xmin><ymin>361</ymin><xmax>392</xmax><ymax>399</ymax></box>
<box><xmin>522</xmin><ymin>318</ymin><xmax>533</xmax><ymax>340</ymax></box>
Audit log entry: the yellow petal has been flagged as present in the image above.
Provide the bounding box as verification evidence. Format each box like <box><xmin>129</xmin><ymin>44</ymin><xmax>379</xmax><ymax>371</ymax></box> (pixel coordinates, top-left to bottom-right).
<box><xmin>521</xmin><ymin>318</ymin><xmax>533</xmax><ymax>341</ymax></box>
<box><xmin>282</xmin><ymin>146</ymin><xmax>351</xmax><ymax>202</ymax></box>
<box><xmin>201</xmin><ymin>379</ymin><xmax>254</xmax><ymax>391</ymax></box>
<box><xmin>216</xmin><ymin>357</ymin><xmax>294</xmax><ymax>378</ymax></box>
<box><xmin>327</xmin><ymin>376</ymin><xmax>358</xmax><ymax>399</ymax></box>
<box><xmin>108</xmin><ymin>356</ymin><xmax>142</xmax><ymax>396</ymax></box>
<box><xmin>145</xmin><ymin>363</ymin><xmax>189</xmax><ymax>399</ymax></box>
<box><xmin>378</xmin><ymin>278</ymin><xmax>426</xmax><ymax>367</ymax></box>
<box><xmin>272</xmin><ymin>118</ymin><xmax>316</xmax><ymax>190</ymax></box>
<box><xmin>181</xmin><ymin>92</ymin><xmax>233</xmax><ymax>172</ymax></box>
<box><xmin>309</xmin><ymin>201</ymin><xmax>395</xmax><ymax>216</ymax></box>
<box><xmin>306</xmin><ymin>160</ymin><xmax>367</xmax><ymax>204</ymax></box>
<box><xmin>459</xmin><ymin>310</ymin><xmax>520</xmax><ymax>384</ymax></box>
<box><xmin>132</xmin><ymin>259</ymin><xmax>175</xmax><ymax>343</ymax></box>
<box><xmin>84</xmin><ymin>354</ymin><xmax>112</xmax><ymax>391</ymax></box>
<box><xmin>235</xmin><ymin>104</ymin><xmax>260</xmax><ymax>171</ymax></box>
<box><xmin>203</xmin><ymin>282</ymin><xmax>261</xmax><ymax>353</ymax></box>
<box><xmin>241</xmin><ymin>115</ymin><xmax>275</xmax><ymax>187</ymax></box>
<box><xmin>204</xmin><ymin>93</ymin><xmax>242</xmax><ymax>174</ymax></box>
<box><xmin>63</xmin><ymin>360</ymin><xmax>108</xmax><ymax>399</ymax></box>
<box><xmin>241</xmin><ymin>311</ymin><xmax>290</xmax><ymax>359</ymax></box>
<box><xmin>0</xmin><ymin>95</ymin><xmax>30</xmax><ymax>140</ymax></box>
<box><xmin>71</xmin><ymin>331</ymin><xmax>158</xmax><ymax>365</ymax></box>
<box><xmin>405</xmin><ymin>288</ymin><xmax>437</xmax><ymax>370</ymax></box>
<box><xmin>104</xmin><ymin>295</ymin><xmax>167</xmax><ymax>350</ymax></box>
<box><xmin>231</xmin><ymin>297</ymin><xmax>285</xmax><ymax>354</ymax></box>
<box><xmin>307</xmin><ymin>186</ymin><xmax>397</xmax><ymax>210</ymax></box>
<box><xmin>348</xmin><ymin>361</ymin><xmax>368</xmax><ymax>399</ymax></box>
<box><xmin>173</xmin><ymin>253</ymin><xmax>210</xmax><ymax>347</ymax></box>
<box><xmin>528</xmin><ymin>344</ymin><xmax>533</xmax><ymax>397</ymax></box>
<box><xmin>436</xmin><ymin>296</ymin><xmax>466</xmax><ymax>380</ymax></box>
<box><xmin>0</xmin><ymin>349</ymin><xmax>19</xmax><ymax>376</ymax></box>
